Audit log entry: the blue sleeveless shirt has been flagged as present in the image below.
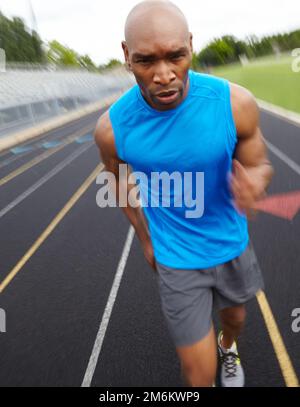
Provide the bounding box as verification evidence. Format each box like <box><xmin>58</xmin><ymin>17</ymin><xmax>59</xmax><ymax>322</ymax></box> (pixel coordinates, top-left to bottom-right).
<box><xmin>109</xmin><ymin>69</ymin><xmax>249</xmax><ymax>269</ymax></box>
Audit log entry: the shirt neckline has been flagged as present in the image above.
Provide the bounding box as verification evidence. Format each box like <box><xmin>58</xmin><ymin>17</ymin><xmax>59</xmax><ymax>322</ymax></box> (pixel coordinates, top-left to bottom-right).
<box><xmin>136</xmin><ymin>69</ymin><xmax>194</xmax><ymax>116</ymax></box>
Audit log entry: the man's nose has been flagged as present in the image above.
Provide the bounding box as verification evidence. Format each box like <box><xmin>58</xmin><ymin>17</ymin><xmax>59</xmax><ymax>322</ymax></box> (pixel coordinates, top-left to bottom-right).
<box><xmin>153</xmin><ymin>61</ymin><xmax>176</xmax><ymax>85</ymax></box>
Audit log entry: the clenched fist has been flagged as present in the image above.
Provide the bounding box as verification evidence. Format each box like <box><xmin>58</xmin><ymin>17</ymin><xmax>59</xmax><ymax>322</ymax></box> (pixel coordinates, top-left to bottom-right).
<box><xmin>228</xmin><ymin>159</ymin><xmax>267</xmax><ymax>220</ymax></box>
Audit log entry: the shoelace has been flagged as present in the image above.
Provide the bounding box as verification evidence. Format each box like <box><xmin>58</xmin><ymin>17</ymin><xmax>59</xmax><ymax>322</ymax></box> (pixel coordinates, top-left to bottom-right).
<box><xmin>220</xmin><ymin>351</ymin><xmax>240</xmax><ymax>378</ymax></box>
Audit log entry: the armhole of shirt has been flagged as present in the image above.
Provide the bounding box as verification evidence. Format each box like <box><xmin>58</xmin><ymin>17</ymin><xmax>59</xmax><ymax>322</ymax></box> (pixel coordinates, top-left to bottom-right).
<box><xmin>108</xmin><ymin>105</ymin><xmax>125</xmax><ymax>161</ymax></box>
<box><xmin>223</xmin><ymin>79</ymin><xmax>238</xmax><ymax>154</ymax></box>
<box><xmin>222</xmin><ymin>80</ymin><xmax>248</xmax><ymax>234</ymax></box>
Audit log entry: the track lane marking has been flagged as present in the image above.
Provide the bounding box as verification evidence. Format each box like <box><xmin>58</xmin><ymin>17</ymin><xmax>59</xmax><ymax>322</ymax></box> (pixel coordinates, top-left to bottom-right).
<box><xmin>0</xmin><ymin>124</ymin><xmax>93</xmax><ymax>187</ymax></box>
<box><xmin>81</xmin><ymin>226</ymin><xmax>135</xmax><ymax>387</ymax></box>
<box><xmin>0</xmin><ymin>142</ymin><xmax>93</xmax><ymax>219</ymax></box>
<box><xmin>0</xmin><ymin>163</ymin><xmax>104</xmax><ymax>293</ymax></box>
<box><xmin>265</xmin><ymin>139</ymin><xmax>300</xmax><ymax>176</ymax></box>
<box><xmin>256</xmin><ymin>290</ymin><xmax>299</xmax><ymax>387</ymax></box>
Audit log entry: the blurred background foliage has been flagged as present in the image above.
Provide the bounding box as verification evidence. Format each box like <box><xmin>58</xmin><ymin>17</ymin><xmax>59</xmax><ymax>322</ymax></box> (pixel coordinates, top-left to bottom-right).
<box><xmin>0</xmin><ymin>12</ymin><xmax>45</xmax><ymax>63</ymax></box>
<box><xmin>1</xmin><ymin>10</ymin><xmax>299</xmax><ymax>71</ymax></box>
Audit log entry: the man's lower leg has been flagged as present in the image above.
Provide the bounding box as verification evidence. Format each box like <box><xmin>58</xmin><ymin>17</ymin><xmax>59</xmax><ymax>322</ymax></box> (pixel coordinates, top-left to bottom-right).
<box><xmin>177</xmin><ymin>326</ymin><xmax>217</xmax><ymax>387</ymax></box>
<box><xmin>219</xmin><ymin>305</ymin><xmax>246</xmax><ymax>349</ymax></box>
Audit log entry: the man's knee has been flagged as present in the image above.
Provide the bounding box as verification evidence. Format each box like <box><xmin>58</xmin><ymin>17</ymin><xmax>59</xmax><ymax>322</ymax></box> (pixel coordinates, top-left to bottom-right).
<box><xmin>220</xmin><ymin>305</ymin><xmax>247</xmax><ymax>329</ymax></box>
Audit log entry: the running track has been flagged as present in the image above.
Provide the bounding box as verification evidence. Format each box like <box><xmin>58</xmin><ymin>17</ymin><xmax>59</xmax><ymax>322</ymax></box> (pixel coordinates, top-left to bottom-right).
<box><xmin>0</xmin><ymin>106</ymin><xmax>299</xmax><ymax>387</ymax></box>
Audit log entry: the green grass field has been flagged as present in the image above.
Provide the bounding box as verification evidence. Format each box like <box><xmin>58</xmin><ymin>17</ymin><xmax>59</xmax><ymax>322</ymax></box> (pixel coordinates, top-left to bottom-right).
<box><xmin>211</xmin><ymin>53</ymin><xmax>300</xmax><ymax>114</ymax></box>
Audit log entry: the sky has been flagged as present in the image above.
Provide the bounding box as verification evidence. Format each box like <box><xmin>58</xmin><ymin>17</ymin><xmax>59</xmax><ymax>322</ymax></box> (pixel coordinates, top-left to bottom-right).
<box><xmin>0</xmin><ymin>0</ymin><xmax>299</xmax><ymax>65</ymax></box>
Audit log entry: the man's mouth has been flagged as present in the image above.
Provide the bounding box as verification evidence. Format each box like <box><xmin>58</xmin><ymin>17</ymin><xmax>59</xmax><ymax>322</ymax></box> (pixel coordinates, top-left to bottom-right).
<box><xmin>155</xmin><ymin>90</ymin><xmax>179</xmax><ymax>104</ymax></box>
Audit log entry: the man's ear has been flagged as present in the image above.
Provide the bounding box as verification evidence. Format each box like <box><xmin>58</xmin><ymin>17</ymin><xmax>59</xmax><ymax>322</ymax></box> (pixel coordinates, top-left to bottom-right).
<box><xmin>189</xmin><ymin>33</ymin><xmax>194</xmax><ymax>54</ymax></box>
<box><xmin>122</xmin><ymin>41</ymin><xmax>131</xmax><ymax>71</ymax></box>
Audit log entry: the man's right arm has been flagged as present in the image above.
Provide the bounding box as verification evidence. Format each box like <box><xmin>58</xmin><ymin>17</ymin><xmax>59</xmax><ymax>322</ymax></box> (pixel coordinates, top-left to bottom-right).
<box><xmin>94</xmin><ymin>110</ymin><xmax>157</xmax><ymax>271</ymax></box>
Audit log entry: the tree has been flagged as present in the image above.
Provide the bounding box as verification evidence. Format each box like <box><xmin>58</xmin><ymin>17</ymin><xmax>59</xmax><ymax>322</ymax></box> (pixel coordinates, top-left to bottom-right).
<box><xmin>197</xmin><ymin>37</ymin><xmax>238</xmax><ymax>67</ymax></box>
<box><xmin>47</xmin><ymin>40</ymin><xmax>80</xmax><ymax>66</ymax></box>
<box><xmin>0</xmin><ymin>12</ymin><xmax>45</xmax><ymax>63</ymax></box>
<box><xmin>195</xmin><ymin>29</ymin><xmax>300</xmax><ymax>68</ymax></box>
<box><xmin>78</xmin><ymin>54</ymin><xmax>97</xmax><ymax>71</ymax></box>
<box><xmin>105</xmin><ymin>59</ymin><xmax>123</xmax><ymax>69</ymax></box>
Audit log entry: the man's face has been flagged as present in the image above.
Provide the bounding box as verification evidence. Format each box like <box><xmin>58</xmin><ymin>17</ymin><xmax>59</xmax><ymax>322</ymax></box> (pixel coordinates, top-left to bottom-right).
<box><xmin>122</xmin><ymin>33</ymin><xmax>193</xmax><ymax>111</ymax></box>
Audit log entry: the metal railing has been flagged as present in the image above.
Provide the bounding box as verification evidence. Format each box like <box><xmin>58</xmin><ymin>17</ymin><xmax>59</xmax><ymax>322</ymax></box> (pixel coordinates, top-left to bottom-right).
<box><xmin>0</xmin><ymin>65</ymin><xmax>134</xmax><ymax>137</ymax></box>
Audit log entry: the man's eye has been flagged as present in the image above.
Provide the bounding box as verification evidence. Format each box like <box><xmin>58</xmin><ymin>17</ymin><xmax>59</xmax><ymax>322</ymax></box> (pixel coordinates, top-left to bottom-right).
<box><xmin>171</xmin><ymin>54</ymin><xmax>184</xmax><ymax>61</ymax></box>
<box><xmin>137</xmin><ymin>60</ymin><xmax>152</xmax><ymax>65</ymax></box>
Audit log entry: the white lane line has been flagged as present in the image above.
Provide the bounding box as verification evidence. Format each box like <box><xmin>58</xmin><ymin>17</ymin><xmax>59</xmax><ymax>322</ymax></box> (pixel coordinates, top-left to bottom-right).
<box><xmin>265</xmin><ymin>139</ymin><xmax>300</xmax><ymax>176</ymax></box>
<box><xmin>258</xmin><ymin>99</ymin><xmax>300</xmax><ymax>128</ymax></box>
<box><xmin>0</xmin><ymin>142</ymin><xmax>93</xmax><ymax>219</ymax></box>
<box><xmin>81</xmin><ymin>226</ymin><xmax>135</xmax><ymax>387</ymax></box>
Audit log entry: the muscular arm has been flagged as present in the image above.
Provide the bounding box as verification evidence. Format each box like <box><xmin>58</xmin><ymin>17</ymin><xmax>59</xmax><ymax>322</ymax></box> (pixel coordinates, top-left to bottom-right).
<box><xmin>94</xmin><ymin>110</ymin><xmax>156</xmax><ymax>270</ymax></box>
<box><xmin>229</xmin><ymin>83</ymin><xmax>274</xmax><ymax>215</ymax></box>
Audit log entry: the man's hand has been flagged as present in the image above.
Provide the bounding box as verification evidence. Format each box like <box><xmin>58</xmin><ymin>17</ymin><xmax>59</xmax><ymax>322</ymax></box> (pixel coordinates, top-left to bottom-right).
<box><xmin>141</xmin><ymin>238</ymin><xmax>157</xmax><ymax>272</ymax></box>
<box><xmin>229</xmin><ymin>159</ymin><xmax>267</xmax><ymax>220</ymax></box>
<box><xmin>229</xmin><ymin>84</ymin><xmax>274</xmax><ymax>219</ymax></box>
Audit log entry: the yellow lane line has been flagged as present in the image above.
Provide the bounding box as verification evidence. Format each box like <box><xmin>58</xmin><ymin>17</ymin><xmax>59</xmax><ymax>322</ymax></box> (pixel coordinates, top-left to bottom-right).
<box><xmin>0</xmin><ymin>163</ymin><xmax>104</xmax><ymax>293</ymax></box>
<box><xmin>0</xmin><ymin>124</ymin><xmax>93</xmax><ymax>187</ymax></box>
<box><xmin>256</xmin><ymin>290</ymin><xmax>299</xmax><ymax>387</ymax></box>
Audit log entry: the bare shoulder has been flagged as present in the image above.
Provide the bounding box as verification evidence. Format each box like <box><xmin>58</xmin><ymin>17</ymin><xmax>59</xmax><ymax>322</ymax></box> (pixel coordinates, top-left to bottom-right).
<box><xmin>94</xmin><ymin>109</ymin><xmax>124</xmax><ymax>172</ymax></box>
<box><xmin>229</xmin><ymin>82</ymin><xmax>259</xmax><ymax>138</ymax></box>
<box><xmin>94</xmin><ymin>110</ymin><xmax>114</xmax><ymax>151</ymax></box>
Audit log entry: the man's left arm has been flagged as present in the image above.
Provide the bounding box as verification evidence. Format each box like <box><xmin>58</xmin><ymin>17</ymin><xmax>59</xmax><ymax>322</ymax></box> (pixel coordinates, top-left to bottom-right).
<box><xmin>229</xmin><ymin>83</ymin><xmax>274</xmax><ymax>218</ymax></box>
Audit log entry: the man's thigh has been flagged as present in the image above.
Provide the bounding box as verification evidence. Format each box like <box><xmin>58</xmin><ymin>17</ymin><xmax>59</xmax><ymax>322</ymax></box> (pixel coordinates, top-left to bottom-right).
<box><xmin>155</xmin><ymin>261</ymin><xmax>215</xmax><ymax>348</ymax></box>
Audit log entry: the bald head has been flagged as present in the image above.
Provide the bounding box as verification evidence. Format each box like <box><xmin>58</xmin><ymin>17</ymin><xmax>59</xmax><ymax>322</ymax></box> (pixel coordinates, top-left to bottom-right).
<box><xmin>122</xmin><ymin>1</ymin><xmax>193</xmax><ymax>111</ymax></box>
<box><xmin>124</xmin><ymin>1</ymin><xmax>190</xmax><ymax>49</ymax></box>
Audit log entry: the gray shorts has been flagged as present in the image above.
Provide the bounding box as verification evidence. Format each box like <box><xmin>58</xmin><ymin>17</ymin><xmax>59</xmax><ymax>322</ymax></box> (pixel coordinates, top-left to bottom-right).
<box><xmin>155</xmin><ymin>239</ymin><xmax>264</xmax><ymax>348</ymax></box>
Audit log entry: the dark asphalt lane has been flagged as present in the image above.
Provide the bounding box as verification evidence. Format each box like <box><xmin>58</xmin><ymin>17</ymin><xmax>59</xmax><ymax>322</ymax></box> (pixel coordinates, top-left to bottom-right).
<box><xmin>260</xmin><ymin>110</ymin><xmax>300</xmax><ymax>165</ymax></box>
<box><xmin>0</xmin><ymin>141</ymin><xmax>92</xmax><ymax>210</ymax></box>
<box><xmin>247</xmin><ymin>149</ymin><xmax>300</xmax><ymax>384</ymax></box>
<box><xmin>0</xmin><ymin>143</ymin><xmax>99</xmax><ymax>278</ymax></box>
<box><xmin>0</xmin><ymin>188</ymin><xmax>129</xmax><ymax>386</ymax></box>
<box><xmin>0</xmin><ymin>107</ymin><xmax>299</xmax><ymax>387</ymax></box>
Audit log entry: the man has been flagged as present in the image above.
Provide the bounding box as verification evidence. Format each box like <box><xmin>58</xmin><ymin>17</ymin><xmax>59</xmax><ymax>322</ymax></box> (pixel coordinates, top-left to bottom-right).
<box><xmin>94</xmin><ymin>0</ymin><xmax>274</xmax><ymax>387</ymax></box>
